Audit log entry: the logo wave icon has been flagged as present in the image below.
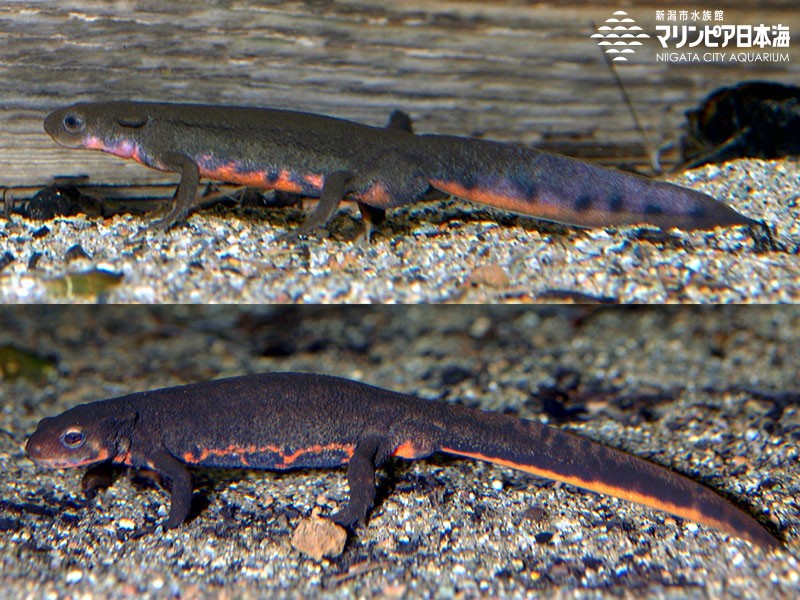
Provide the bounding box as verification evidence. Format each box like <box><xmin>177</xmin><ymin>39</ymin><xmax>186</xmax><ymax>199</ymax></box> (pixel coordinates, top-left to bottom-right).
<box><xmin>591</xmin><ymin>11</ymin><xmax>650</xmax><ymax>62</ymax></box>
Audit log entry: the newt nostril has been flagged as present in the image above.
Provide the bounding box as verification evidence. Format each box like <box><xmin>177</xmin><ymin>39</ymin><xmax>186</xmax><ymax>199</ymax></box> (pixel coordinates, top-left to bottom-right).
<box><xmin>25</xmin><ymin>438</ymin><xmax>42</xmax><ymax>458</ymax></box>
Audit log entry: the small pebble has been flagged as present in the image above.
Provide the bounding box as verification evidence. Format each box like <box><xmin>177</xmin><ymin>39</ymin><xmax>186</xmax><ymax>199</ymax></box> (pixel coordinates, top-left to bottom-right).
<box><xmin>65</xmin><ymin>569</ymin><xmax>83</xmax><ymax>584</ymax></box>
<box><xmin>290</xmin><ymin>515</ymin><xmax>347</xmax><ymax>561</ymax></box>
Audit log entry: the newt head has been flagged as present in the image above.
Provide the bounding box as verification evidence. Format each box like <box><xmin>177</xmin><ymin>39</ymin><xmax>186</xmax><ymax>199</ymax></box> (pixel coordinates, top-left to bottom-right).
<box><xmin>44</xmin><ymin>102</ymin><xmax>150</xmax><ymax>161</ymax></box>
<box><xmin>26</xmin><ymin>404</ymin><xmax>137</xmax><ymax>470</ymax></box>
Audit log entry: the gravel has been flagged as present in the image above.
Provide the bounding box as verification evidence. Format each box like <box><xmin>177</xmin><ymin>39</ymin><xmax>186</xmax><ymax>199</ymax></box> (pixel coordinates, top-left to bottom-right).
<box><xmin>1</xmin><ymin>159</ymin><xmax>797</xmax><ymax>303</ymax></box>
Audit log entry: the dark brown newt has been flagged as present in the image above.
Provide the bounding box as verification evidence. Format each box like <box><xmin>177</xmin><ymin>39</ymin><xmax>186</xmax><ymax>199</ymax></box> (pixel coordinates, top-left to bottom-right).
<box><xmin>43</xmin><ymin>102</ymin><xmax>757</xmax><ymax>239</ymax></box>
<box><xmin>26</xmin><ymin>372</ymin><xmax>779</xmax><ymax>550</ymax></box>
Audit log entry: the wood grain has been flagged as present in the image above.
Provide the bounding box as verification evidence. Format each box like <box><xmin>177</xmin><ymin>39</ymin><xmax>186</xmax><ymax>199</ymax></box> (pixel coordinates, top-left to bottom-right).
<box><xmin>1</xmin><ymin>1</ymin><xmax>798</xmax><ymax>192</ymax></box>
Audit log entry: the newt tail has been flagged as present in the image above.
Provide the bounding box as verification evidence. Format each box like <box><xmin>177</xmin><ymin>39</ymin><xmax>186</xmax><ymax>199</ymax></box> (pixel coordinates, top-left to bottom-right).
<box><xmin>25</xmin><ymin>372</ymin><xmax>779</xmax><ymax>550</ymax></box>
<box><xmin>428</xmin><ymin>403</ymin><xmax>778</xmax><ymax>550</ymax></box>
<box><xmin>422</xmin><ymin>136</ymin><xmax>754</xmax><ymax>230</ymax></box>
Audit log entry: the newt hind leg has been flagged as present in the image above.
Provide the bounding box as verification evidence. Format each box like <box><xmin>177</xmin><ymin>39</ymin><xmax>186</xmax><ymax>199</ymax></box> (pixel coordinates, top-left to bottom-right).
<box><xmin>279</xmin><ymin>110</ymin><xmax>417</xmax><ymax>243</ymax></box>
<box><xmin>276</xmin><ymin>170</ymin><xmax>354</xmax><ymax>242</ymax></box>
<box><xmin>331</xmin><ymin>436</ymin><xmax>391</xmax><ymax>529</ymax></box>
<box><xmin>357</xmin><ymin>202</ymin><xmax>386</xmax><ymax>243</ymax></box>
<box><xmin>355</xmin><ymin>109</ymin><xmax>412</xmax><ymax>242</ymax></box>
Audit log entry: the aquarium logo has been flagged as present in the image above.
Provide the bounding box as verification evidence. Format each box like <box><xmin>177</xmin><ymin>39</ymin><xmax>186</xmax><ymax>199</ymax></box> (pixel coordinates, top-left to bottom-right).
<box><xmin>591</xmin><ymin>11</ymin><xmax>651</xmax><ymax>62</ymax></box>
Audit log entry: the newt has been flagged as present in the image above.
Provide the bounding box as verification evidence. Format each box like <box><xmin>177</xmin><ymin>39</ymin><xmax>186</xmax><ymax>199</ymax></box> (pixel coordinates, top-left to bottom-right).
<box><xmin>26</xmin><ymin>372</ymin><xmax>779</xmax><ymax>550</ymax></box>
<box><xmin>43</xmin><ymin>101</ymin><xmax>757</xmax><ymax>239</ymax></box>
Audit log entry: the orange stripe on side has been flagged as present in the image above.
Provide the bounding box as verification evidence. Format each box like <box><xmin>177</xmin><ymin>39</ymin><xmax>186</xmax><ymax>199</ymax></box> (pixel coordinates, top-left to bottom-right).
<box><xmin>182</xmin><ymin>443</ymin><xmax>284</xmax><ymax>464</ymax></box>
<box><xmin>113</xmin><ymin>450</ymin><xmax>133</xmax><ymax>466</ymax></box>
<box><xmin>439</xmin><ymin>446</ymin><xmax>770</xmax><ymax>547</ymax></box>
<box><xmin>393</xmin><ymin>441</ymin><xmax>422</xmax><ymax>459</ymax></box>
<box><xmin>357</xmin><ymin>182</ymin><xmax>392</xmax><ymax>206</ymax></box>
<box><xmin>182</xmin><ymin>442</ymin><xmax>355</xmax><ymax>469</ymax></box>
<box><xmin>429</xmin><ymin>179</ymin><xmax>602</xmax><ymax>226</ymax></box>
<box><xmin>303</xmin><ymin>173</ymin><xmax>324</xmax><ymax>189</ymax></box>
<box><xmin>203</xmin><ymin>164</ymin><xmax>279</xmax><ymax>188</ymax></box>
<box><xmin>199</xmin><ymin>163</ymin><xmax>320</xmax><ymax>194</ymax></box>
<box><xmin>278</xmin><ymin>443</ymin><xmax>355</xmax><ymax>468</ymax></box>
<box><xmin>428</xmin><ymin>179</ymin><xmax>545</xmax><ymax>216</ymax></box>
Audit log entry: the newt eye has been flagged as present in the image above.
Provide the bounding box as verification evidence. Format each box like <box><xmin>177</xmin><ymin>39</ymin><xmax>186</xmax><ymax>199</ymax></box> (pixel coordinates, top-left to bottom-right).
<box><xmin>60</xmin><ymin>428</ymin><xmax>85</xmax><ymax>449</ymax></box>
<box><xmin>62</xmin><ymin>114</ymin><xmax>85</xmax><ymax>133</ymax></box>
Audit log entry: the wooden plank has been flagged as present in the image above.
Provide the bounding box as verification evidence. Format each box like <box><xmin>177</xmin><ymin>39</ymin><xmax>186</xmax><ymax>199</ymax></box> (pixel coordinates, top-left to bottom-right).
<box><xmin>1</xmin><ymin>1</ymin><xmax>798</xmax><ymax>190</ymax></box>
